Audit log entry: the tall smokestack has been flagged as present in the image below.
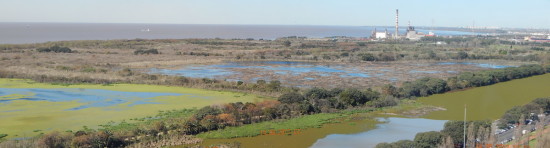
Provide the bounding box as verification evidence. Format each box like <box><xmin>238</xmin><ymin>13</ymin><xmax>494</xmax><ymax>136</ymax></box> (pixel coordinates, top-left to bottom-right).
<box><xmin>395</xmin><ymin>9</ymin><xmax>399</xmax><ymax>39</ymax></box>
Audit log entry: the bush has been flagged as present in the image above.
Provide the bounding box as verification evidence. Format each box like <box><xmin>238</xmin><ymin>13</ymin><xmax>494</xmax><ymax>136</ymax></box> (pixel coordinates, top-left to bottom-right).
<box><xmin>339</xmin><ymin>88</ymin><xmax>367</xmax><ymax>107</ymax></box>
<box><xmin>118</xmin><ymin>68</ymin><xmax>133</xmax><ymax>76</ymax></box>
<box><xmin>283</xmin><ymin>41</ymin><xmax>291</xmax><ymax>47</ymax></box>
<box><xmin>358</xmin><ymin>53</ymin><xmax>376</xmax><ymax>61</ymax></box>
<box><xmin>372</xmin><ymin>96</ymin><xmax>398</xmax><ymax>108</ymax></box>
<box><xmin>399</xmin><ymin>77</ymin><xmax>447</xmax><ymax>98</ymax></box>
<box><xmin>37</xmin><ymin>46</ymin><xmax>72</xmax><ymax>53</ymax></box>
<box><xmin>414</xmin><ymin>131</ymin><xmax>442</xmax><ymax>148</ymax></box>
<box><xmin>0</xmin><ymin>134</ymin><xmax>7</xmax><ymax>140</ymax></box>
<box><xmin>195</xmin><ymin>106</ymin><xmax>222</xmax><ymax>120</ymax></box>
<box><xmin>304</xmin><ymin>87</ymin><xmax>331</xmax><ymax>100</ymax></box>
<box><xmin>134</xmin><ymin>49</ymin><xmax>159</xmax><ymax>55</ymax></box>
<box><xmin>376</xmin><ymin>140</ymin><xmax>416</xmax><ymax>148</ymax></box>
<box><xmin>39</xmin><ymin>131</ymin><xmax>72</xmax><ymax>148</ymax></box>
<box><xmin>278</xmin><ymin>92</ymin><xmax>305</xmax><ymax>104</ymax></box>
<box><xmin>71</xmin><ymin>131</ymin><xmax>117</xmax><ymax>148</ymax></box>
<box><xmin>456</xmin><ymin>51</ymin><xmax>468</xmax><ymax>59</ymax></box>
<box><xmin>531</xmin><ymin>47</ymin><xmax>545</xmax><ymax>51</ymax></box>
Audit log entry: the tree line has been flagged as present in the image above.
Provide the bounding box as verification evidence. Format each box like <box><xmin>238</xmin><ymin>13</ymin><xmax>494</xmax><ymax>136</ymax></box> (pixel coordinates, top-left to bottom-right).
<box><xmin>391</xmin><ymin>64</ymin><xmax>549</xmax><ymax>98</ymax></box>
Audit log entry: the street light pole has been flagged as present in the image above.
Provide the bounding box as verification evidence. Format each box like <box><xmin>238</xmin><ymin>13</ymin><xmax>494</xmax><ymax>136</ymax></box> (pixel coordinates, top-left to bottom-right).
<box><xmin>464</xmin><ymin>104</ymin><xmax>467</xmax><ymax>148</ymax></box>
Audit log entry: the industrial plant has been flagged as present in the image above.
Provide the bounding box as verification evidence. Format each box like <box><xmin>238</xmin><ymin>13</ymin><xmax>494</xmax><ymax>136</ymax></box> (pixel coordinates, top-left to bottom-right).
<box><xmin>371</xmin><ymin>9</ymin><xmax>431</xmax><ymax>41</ymax></box>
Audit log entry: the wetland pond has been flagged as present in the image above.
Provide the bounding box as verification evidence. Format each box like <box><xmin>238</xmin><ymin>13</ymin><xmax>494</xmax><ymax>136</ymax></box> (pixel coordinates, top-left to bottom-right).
<box><xmin>149</xmin><ymin>61</ymin><xmax>515</xmax><ymax>88</ymax></box>
<box><xmin>0</xmin><ymin>88</ymin><xmax>183</xmax><ymax>111</ymax></box>
<box><xmin>311</xmin><ymin>117</ymin><xmax>447</xmax><ymax>148</ymax></box>
<box><xmin>0</xmin><ymin>79</ymin><xmax>264</xmax><ymax>138</ymax></box>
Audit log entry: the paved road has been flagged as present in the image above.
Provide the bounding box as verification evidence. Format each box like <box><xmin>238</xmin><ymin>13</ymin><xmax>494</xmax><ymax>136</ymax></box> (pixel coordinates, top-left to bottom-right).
<box><xmin>496</xmin><ymin>116</ymin><xmax>550</xmax><ymax>144</ymax></box>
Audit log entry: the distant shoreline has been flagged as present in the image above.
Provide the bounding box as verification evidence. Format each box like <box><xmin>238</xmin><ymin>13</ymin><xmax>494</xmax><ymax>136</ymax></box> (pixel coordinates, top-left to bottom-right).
<box><xmin>0</xmin><ymin>23</ymin><xmax>480</xmax><ymax>44</ymax></box>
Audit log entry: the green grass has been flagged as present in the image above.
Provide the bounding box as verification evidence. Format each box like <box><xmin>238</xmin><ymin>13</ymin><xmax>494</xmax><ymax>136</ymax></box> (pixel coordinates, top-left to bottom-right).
<box><xmin>418</xmin><ymin>73</ymin><xmax>550</xmax><ymax>120</ymax></box>
<box><xmin>196</xmin><ymin>113</ymin><xmax>344</xmax><ymax>139</ymax></box>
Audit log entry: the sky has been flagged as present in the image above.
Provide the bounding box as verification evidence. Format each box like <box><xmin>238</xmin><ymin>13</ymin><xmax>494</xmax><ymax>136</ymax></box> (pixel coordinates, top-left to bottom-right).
<box><xmin>0</xmin><ymin>0</ymin><xmax>549</xmax><ymax>28</ymax></box>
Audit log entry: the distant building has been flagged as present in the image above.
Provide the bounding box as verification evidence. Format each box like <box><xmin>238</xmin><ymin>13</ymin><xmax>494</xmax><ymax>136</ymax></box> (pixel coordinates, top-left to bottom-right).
<box><xmin>405</xmin><ymin>22</ymin><xmax>425</xmax><ymax>41</ymax></box>
<box><xmin>524</xmin><ymin>36</ymin><xmax>550</xmax><ymax>43</ymax></box>
<box><xmin>372</xmin><ymin>28</ymin><xmax>390</xmax><ymax>39</ymax></box>
<box><xmin>425</xmin><ymin>31</ymin><xmax>435</xmax><ymax>37</ymax></box>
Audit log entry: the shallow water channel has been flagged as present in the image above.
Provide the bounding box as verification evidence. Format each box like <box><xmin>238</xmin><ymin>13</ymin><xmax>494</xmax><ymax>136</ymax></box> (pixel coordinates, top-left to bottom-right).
<box><xmin>149</xmin><ymin>61</ymin><xmax>513</xmax><ymax>88</ymax></box>
<box><xmin>0</xmin><ymin>88</ymin><xmax>183</xmax><ymax>111</ymax></box>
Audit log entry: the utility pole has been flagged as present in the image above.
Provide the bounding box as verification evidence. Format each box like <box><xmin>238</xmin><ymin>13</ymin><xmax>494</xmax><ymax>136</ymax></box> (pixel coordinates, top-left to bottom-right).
<box><xmin>463</xmin><ymin>104</ymin><xmax>467</xmax><ymax>148</ymax></box>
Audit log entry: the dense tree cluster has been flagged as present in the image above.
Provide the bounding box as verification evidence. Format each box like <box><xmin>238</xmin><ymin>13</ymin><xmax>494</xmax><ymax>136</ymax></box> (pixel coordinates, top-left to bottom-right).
<box><xmin>36</xmin><ymin>46</ymin><xmax>73</xmax><ymax>53</ymax></box>
<box><xmin>448</xmin><ymin>64</ymin><xmax>545</xmax><ymax>89</ymax></box>
<box><xmin>182</xmin><ymin>87</ymin><xmax>381</xmax><ymax>135</ymax></box>
<box><xmin>377</xmin><ymin>120</ymin><xmax>491</xmax><ymax>148</ymax></box>
<box><xmin>500</xmin><ymin>97</ymin><xmax>550</xmax><ymax>128</ymax></box>
<box><xmin>398</xmin><ymin>77</ymin><xmax>448</xmax><ymax>98</ymax></box>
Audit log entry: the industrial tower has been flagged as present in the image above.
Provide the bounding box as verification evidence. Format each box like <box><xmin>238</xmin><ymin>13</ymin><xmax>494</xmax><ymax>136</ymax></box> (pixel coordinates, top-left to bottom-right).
<box><xmin>395</xmin><ymin>9</ymin><xmax>399</xmax><ymax>39</ymax></box>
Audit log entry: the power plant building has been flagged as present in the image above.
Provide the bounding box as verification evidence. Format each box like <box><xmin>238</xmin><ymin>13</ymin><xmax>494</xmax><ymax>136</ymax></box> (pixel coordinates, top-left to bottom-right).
<box><xmin>371</xmin><ymin>28</ymin><xmax>390</xmax><ymax>39</ymax></box>
<box><xmin>405</xmin><ymin>22</ymin><xmax>425</xmax><ymax>41</ymax></box>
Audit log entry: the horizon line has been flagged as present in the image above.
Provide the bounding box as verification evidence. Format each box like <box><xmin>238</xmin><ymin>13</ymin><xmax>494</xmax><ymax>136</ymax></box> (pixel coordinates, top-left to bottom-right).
<box><xmin>1</xmin><ymin>21</ymin><xmax>548</xmax><ymax>30</ymax></box>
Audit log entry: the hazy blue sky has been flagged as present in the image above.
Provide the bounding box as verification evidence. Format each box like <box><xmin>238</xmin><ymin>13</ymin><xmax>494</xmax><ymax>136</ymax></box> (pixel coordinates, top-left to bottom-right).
<box><xmin>1</xmin><ymin>0</ymin><xmax>548</xmax><ymax>28</ymax></box>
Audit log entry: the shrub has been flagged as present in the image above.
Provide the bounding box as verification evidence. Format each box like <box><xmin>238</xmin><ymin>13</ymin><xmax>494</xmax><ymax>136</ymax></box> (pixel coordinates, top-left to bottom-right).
<box><xmin>338</xmin><ymin>88</ymin><xmax>367</xmax><ymax>107</ymax></box>
<box><xmin>278</xmin><ymin>92</ymin><xmax>305</xmax><ymax>104</ymax></box>
<box><xmin>456</xmin><ymin>51</ymin><xmax>468</xmax><ymax>59</ymax></box>
<box><xmin>283</xmin><ymin>41</ymin><xmax>291</xmax><ymax>47</ymax></box>
<box><xmin>0</xmin><ymin>134</ymin><xmax>7</xmax><ymax>140</ymax></box>
<box><xmin>531</xmin><ymin>47</ymin><xmax>545</xmax><ymax>51</ymax></box>
<box><xmin>304</xmin><ymin>87</ymin><xmax>331</xmax><ymax>100</ymax></box>
<box><xmin>118</xmin><ymin>68</ymin><xmax>134</xmax><ymax>76</ymax></box>
<box><xmin>134</xmin><ymin>49</ymin><xmax>159</xmax><ymax>55</ymax></box>
<box><xmin>372</xmin><ymin>96</ymin><xmax>398</xmax><ymax>108</ymax></box>
<box><xmin>39</xmin><ymin>131</ymin><xmax>72</xmax><ymax>148</ymax></box>
<box><xmin>37</xmin><ymin>46</ymin><xmax>72</xmax><ymax>53</ymax></box>
<box><xmin>414</xmin><ymin>131</ymin><xmax>442</xmax><ymax>148</ymax></box>
<box><xmin>358</xmin><ymin>53</ymin><xmax>376</xmax><ymax>61</ymax></box>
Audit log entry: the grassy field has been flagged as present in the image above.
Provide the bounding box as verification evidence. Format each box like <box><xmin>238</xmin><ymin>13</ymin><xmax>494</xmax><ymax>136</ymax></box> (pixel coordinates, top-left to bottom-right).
<box><xmin>0</xmin><ymin>79</ymin><xmax>268</xmax><ymax>138</ymax></box>
<box><xmin>418</xmin><ymin>73</ymin><xmax>550</xmax><ymax>120</ymax></box>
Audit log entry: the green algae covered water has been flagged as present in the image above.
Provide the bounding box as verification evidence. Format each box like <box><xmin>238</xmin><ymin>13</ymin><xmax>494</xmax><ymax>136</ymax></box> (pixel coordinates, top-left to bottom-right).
<box><xmin>418</xmin><ymin>73</ymin><xmax>550</xmax><ymax>121</ymax></box>
<box><xmin>0</xmin><ymin>79</ymin><xmax>266</xmax><ymax>138</ymax></box>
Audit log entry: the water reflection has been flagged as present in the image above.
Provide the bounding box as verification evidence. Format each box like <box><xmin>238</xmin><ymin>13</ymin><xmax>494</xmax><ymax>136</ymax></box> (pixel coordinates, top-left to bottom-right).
<box><xmin>311</xmin><ymin>117</ymin><xmax>447</xmax><ymax>148</ymax></box>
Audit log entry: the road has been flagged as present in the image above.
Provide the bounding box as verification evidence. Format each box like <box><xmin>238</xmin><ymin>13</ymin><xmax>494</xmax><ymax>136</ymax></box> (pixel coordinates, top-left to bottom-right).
<box><xmin>496</xmin><ymin>116</ymin><xmax>550</xmax><ymax>144</ymax></box>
